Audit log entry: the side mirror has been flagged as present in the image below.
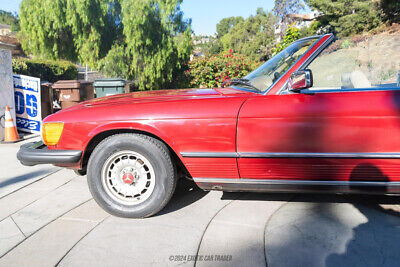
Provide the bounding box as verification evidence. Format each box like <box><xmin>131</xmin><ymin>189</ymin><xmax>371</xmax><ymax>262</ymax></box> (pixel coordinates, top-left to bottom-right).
<box><xmin>288</xmin><ymin>69</ymin><xmax>313</xmax><ymax>92</ymax></box>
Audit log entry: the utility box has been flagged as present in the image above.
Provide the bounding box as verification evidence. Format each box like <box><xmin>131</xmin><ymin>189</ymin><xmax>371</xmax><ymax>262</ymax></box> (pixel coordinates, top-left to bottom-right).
<box><xmin>52</xmin><ymin>80</ymin><xmax>94</xmax><ymax>109</ymax></box>
<box><xmin>41</xmin><ymin>82</ymin><xmax>53</xmax><ymax>119</ymax></box>
<box><xmin>94</xmin><ymin>78</ymin><xmax>126</xmax><ymax>98</ymax></box>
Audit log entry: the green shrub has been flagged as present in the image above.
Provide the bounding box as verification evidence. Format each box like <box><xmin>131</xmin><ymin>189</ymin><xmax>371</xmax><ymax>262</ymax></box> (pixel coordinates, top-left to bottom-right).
<box><xmin>273</xmin><ymin>24</ymin><xmax>301</xmax><ymax>55</ymax></box>
<box><xmin>12</xmin><ymin>58</ymin><xmax>78</xmax><ymax>82</ymax></box>
<box><xmin>340</xmin><ymin>39</ymin><xmax>354</xmax><ymax>49</ymax></box>
<box><xmin>188</xmin><ymin>50</ymin><xmax>261</xmax><ymax>88</ymax></box>
<box><xmin>298</xmin><ymin>21</ymin><xmax>320</xmax><ymax>38</ymax></box>
<box><xmin>380</xmin><ymin>0</ymin><xmax>400</xmax><ymax>23</ymax></box>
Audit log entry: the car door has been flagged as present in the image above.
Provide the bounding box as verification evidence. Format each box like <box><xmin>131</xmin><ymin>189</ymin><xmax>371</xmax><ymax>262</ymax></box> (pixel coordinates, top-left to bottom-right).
<box><xmin>237</xmin><ymin>90</ymin><xmax>400</xmax><ymax>183</ymax></box>
<box><xmin>237</xmin><ymin>35</ymin><xmax>400</xmax><ymax>184</ymax></box>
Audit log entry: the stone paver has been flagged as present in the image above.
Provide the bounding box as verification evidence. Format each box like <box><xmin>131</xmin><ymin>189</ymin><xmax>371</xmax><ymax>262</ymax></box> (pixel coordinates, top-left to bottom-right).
<box><xmin>11</xmin><ymin>175</ymin><xmax>91</xmax><ymax>236</ymax></box>
<box><xmin>0</xmin><ymin>169</ymin><xmax>74</xmax><ymax>221</ymax></box>
<box><xmin>264</xmin><ymin>194</ymin><xmax>400</xmax><ymax>267</ymax></box>
<box><xmin>0</xmin><ymin>137</ymin><xmax>59</xmax><ymax>198</ymax></box>
<box><xmin>58</xmin><ymin>181</ymin><xmax>232</xmax><ymax>267</ymax></box>
<box><xmin>197</xmin><ymin>194</ymin><xmax>291</xmax><ymax>267</ymax></box>
<box><xmin>0</xmin><ymin>200</ymin><xmax>108</xmax><ymax>267</ymax></box>
<box><xmin>0</xmin><ymin>217</ymin><xmax>25</xmax><ymax>257</ymax></box>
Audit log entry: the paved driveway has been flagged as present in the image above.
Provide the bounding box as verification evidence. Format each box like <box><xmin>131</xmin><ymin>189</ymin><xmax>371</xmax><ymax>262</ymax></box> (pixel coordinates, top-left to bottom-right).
<box><xmin>1</xmin><ymin>140</ymin><xmax>400</xmax><ymax>266</ymax></box>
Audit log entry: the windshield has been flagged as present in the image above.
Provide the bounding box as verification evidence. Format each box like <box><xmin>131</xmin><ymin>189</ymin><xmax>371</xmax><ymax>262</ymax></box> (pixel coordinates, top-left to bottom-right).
<box><xmin>244</xmin><ymin>37</ymin><xmax>319</xmax><ymax>92</ymax></box>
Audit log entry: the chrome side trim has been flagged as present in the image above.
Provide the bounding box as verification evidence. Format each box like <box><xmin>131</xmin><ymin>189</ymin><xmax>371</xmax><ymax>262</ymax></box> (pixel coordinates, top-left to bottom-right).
<box><xmin>238</xmin><ymin>152</ymin><xmax>400</xmax><ymax>159</ymax></box>
<box><xmin>180</xmin><ymin>152</ymin><xmax>400</xmax><ymax>159</ymax></box>
<box><xmin>300</xmin><ymin>87</ymin><xmax>400</xmax><ymax>94</ymax></box>
<box><xmin>180</xmin><ymin>152</ymin><xmax>238</xmax><ymax>158</ymax></box>
<box><xmin>193</xmin><ymin>178</ymin><xmax>400</xmax><ymax>187</ymax></box>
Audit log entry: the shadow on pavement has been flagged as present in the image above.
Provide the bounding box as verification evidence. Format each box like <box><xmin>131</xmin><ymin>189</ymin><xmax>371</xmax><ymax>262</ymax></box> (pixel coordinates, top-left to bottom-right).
<box><xmin>157</xmin><ymin>178</ymin><xmax>209</xmax><ymax>216</ymax></box>
<box><xmin>159</xmin><ymin>175</ymin><xmax>400</xmax><ymax>218</ymax></box>
<box><xmin>325</xmin><ymin>164</ymin><xmax>400</xmax><ymax>266</ymax></box>
<box><xmin>0</xmin><ymin>169</ymin><xmax>52</xmax><ymax>189</ymax></box>
<box><xmin>325</xmin><ymin>202</ymin><xmax>400</xmax><ymax>266</ymax></box>
<box><xmin>261</xmin><ymin>193</ymin><xmax>400</xmax><ymax>267</ymax></box>
<box><xmin>221</xmin><ymin>190</ymin><xmax>400</xmax><ymax>206</ymax></box>
<box><xmin>221</xmin><ymin>191</ymin><xmax>294</xmax><ymax>202</ymax></box>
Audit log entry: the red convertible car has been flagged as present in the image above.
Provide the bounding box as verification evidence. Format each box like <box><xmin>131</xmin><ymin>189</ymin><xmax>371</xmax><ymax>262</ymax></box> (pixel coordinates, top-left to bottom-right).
<box><xmin>18</xmin><ymin>33</ymin><xmax>400</xmax><ymax>218</ymax></box>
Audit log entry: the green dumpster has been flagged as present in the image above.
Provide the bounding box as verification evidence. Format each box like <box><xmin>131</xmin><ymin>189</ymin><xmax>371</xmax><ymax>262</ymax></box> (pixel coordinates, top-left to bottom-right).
<box><xmin>94</xmin><ymin>78</ymin><xmax>126</xmax><ymax>98</ymax></box>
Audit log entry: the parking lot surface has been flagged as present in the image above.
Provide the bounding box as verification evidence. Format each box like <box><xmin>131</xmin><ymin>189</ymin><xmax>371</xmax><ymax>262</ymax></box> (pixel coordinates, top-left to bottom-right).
<box><xmin>1</xmin><ymin>138</ymin><xmax>400</xmax><ymax>266</ymax></box>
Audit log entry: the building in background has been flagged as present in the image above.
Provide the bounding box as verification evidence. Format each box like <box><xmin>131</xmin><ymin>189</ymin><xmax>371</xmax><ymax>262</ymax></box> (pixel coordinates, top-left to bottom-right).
<box><xmin>77</xmin><ymin>65</ymin><xmax>105</xmax><ymax>82</ymax></box>
<box><xmin>0</xmin><ymin>35</ymin><xmax>25</xmax><ymax>57</ymax></box>
<box><xmin>192</xmin><ymin>34</ymin><xmax>217</xmax><ymax>46</ymax></box>
<box><xmin>0</xmin><ymin>24</ymin><xmax>11</xmax><ymax>36</ymax></box>
<box><xmin>275</xmin><ymin>11</ymin><xmax>319</xmax><ymax>42</ymax></box>
<box><xmin>288</xmin><ymin>12</ymin><xmax>317</xmax><ymax>29</ymax></box>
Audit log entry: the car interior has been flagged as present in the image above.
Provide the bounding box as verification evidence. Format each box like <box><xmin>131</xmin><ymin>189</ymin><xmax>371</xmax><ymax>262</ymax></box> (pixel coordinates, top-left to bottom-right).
<box><xmin>303</xmin><ymin>36</ymin><xmax>400</xmax><ymax>92</ymax></box>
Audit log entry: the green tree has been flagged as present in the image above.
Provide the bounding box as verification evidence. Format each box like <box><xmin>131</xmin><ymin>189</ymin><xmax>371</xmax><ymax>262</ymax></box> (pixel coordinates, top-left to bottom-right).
<box><xmin>98</xmin><ymin>44</ymin><xmax>131</xmax><ymax>79</ymax></box>
<box><xmin>306</xmin><ymin>0</ymin><xmax>382</xmax><ymax>37</ymax></box>
<box><xmin>19</xmin><ymin>0</ymin><xmax>120</xmax><ymax>67</ymax></box>
<box><xmin>19</xmin><ymin>0</ymin><xmax>192</xmax><ymax>90</ymax></box>
<box><xmin>216</xmin><ymin>16</ymin><xmax>244</xmax><ymax>38</ymax></box>
<box><xmin>65</xmin><ymin>0</ymin><xmax>119</xmax><ymax>67</ymax></box>
<box><xmin>273</xmin><ymin>0</ymin><xmax>304</xmax><ymax>26</ymax></box>
<box><xmin>220</xmin><ymin>8</ymin><xmax>277</xmax><ymax>61</ymax></box>
<box><xmin>298</xmin><ymin>21</ymin><xmax>320</xmax><ymax>38</ymax></box>
<box><xmin>380</xmin><ymin>0</ymin><xmax>400</xmax><ymax>23</ymax></box>
<box><xmin>191</xmin><ymin>35</ymin><xmax>219</xmax><ymax>56</ymax></box>
<box><xmin>208</xmin><ymin>40</ymin><xmax>223</xmax><ymax>56</ymax></box>
<box><xmin>121</xmin><ymin>0</ymin><xmax>192</xmax><ymax>90</ymax></box>
<box><xmin>19</xmin><ymin>0</ymin><xmax>75</xmax><ymax>61</ymax></box>
<box><xmin>0</xmin><ymin>10</ymin><xmax>19</xmax><ymax>32</ymax></box>
<box><xmin>273</xmin><ymin>24</ymin><xmax>301</xmax><ymax>55</ymax></box>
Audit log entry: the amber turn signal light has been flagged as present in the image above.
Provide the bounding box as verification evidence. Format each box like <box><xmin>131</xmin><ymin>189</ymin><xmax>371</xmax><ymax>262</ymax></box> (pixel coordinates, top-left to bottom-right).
<box><xmin>42</xmin><ymin>122</ymin><xmax>64</xmax><ymax>146</ymax></box>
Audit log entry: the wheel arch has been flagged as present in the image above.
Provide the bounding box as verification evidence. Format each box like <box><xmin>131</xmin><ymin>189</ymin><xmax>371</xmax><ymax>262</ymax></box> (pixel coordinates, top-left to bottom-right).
<box><xmin>80</xmin><ymin>126</ymin><xmax>190</xmax><ymax>178</ymax></box>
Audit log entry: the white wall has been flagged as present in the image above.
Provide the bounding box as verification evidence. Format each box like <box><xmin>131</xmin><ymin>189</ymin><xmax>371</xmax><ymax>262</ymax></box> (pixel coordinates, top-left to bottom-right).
<box><xmin>0</xmin><ymin>49</ymin><xmax>15</xmax><ymax>141</ymax></box>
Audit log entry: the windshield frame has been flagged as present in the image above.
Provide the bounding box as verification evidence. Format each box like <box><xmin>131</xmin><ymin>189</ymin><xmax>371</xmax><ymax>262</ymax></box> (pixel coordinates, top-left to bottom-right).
<box><xmin>265</xmin><ymin>34</ymin><xmax>335</xmax><ymax>95</ymax></box>
<box><xmin>226</xmin><ymin>34</ymin><xmax>334</xmax><ymax>95</ymax></box>
<box><xmin>260</xmin><ymin>36</ymin><xmax>321</xmax><ymax>94</ymax></box>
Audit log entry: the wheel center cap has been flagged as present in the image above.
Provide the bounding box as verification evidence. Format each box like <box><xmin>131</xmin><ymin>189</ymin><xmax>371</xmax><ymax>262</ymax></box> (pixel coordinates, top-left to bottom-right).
<box><xmin>122</xmin><ymin>172</ymin><xmax>135</xmax><ymax>184</ymax></box>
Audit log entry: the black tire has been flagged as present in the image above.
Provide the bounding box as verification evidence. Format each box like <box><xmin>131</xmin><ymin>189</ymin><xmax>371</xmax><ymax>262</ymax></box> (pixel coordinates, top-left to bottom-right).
<box><xmin>74</xmin><ymin>169</ymin><xmax>86</xmax><ymax>176</ymax></box>
<box><xmin>87</xmin><ymin>133</ymin><xmax>176</xmax><ymax>218</ymax></box>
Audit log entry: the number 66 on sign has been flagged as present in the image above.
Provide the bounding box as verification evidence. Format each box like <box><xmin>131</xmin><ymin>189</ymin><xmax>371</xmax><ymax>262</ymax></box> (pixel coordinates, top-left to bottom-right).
<box><xmin>13</xmin><ymin>74</ymin><xmax>42</xmax><ymax>133</ymax></box>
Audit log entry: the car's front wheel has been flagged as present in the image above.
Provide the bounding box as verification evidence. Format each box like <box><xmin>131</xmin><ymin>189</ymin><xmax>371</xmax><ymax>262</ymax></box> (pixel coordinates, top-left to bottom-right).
<box><xmin>87</xmin><ymin>133</ymin><xmax>176</xmax><ymax>218</ymax></box>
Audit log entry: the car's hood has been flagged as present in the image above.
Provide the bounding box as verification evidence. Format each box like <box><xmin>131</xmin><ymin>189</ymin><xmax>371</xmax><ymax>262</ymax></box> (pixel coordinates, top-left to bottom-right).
<box><xmin>82</xmin><ymin>88</ymin><xmax>223</xmax><ymax>107</ymax></box>
<box><xmin>45</xmin><ymin>87</ymin><xmax>254</xmax><ymax>123</ymax></box>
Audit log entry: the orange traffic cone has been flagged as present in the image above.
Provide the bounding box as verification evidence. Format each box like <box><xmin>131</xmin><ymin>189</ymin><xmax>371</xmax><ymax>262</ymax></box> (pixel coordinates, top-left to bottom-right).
<box><xmin>3</xmin><ymin>106</ymin><xmax>20</xmax><ymax>143</ymax></box>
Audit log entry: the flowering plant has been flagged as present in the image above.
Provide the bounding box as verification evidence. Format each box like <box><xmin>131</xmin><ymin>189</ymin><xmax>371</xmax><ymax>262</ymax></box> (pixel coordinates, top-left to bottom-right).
<box><xmin>188</xmin><ymin>49</ymin><xmax>261</xmax><ymax>88</ymax></box>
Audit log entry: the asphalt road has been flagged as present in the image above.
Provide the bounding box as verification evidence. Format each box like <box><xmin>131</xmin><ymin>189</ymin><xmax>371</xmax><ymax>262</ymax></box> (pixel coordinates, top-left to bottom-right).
<box><xmin>1</xmin><ymin>139</ymin><xmax>400</xmax><ymax>266</ymax></box>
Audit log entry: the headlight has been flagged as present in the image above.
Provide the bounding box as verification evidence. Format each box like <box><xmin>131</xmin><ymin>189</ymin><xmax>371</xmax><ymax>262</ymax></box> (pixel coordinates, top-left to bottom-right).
<box><xmin>42</xmin><ymin>122</ymin><xmax>64</xmax><ymax>146</ymax></box>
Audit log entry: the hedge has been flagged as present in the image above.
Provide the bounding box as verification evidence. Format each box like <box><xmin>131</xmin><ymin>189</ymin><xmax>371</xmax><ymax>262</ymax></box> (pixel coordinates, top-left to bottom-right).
<box><xmin>12</xmin><ymin>58</ymin><xmax>78</xmax><ymax>82</ymax></box>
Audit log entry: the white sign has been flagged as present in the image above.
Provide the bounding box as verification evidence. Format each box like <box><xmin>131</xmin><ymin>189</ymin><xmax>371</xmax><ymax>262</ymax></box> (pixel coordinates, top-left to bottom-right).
<box><xmin>13</xmin><ymin>74</ymin><xmax>42</xmax><ymax>133</ymax></box>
